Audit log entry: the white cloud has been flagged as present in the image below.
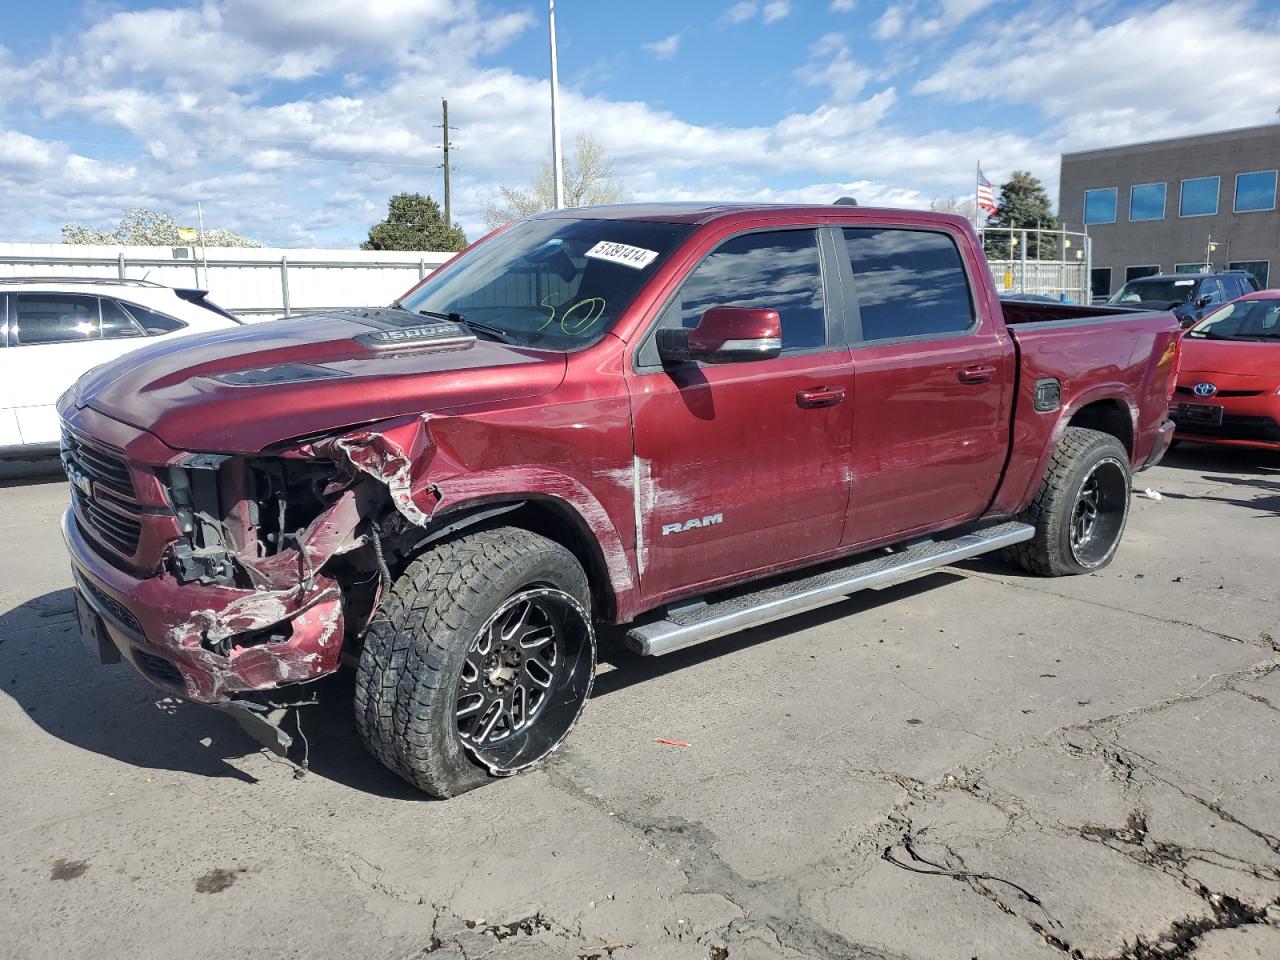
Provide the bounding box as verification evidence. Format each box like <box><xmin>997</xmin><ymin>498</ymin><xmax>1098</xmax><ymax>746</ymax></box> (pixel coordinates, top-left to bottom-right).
<box><xmin>915</xmin><ymin>0</ymin><xmax>1280</xmax><ymax>148</ymax></box>
<box><xmin>721</xmin><ymin>1</ymin><xmax>789</xmax><ymax>26</ymax></box>
<box><xmin>874</xmin><ymin>5</ymin><xmax>907</xmax><ymax>40</ymax></box>
<box><xmin>762</xmin><ymin>1</ymin><xmax>792</xmax><ymax>23</ymax></box>
<box><xmin>6</xmin><ymin>0</ymin><xmax>1273</xmax><ymax>247</ymax></box>
<box><xmin>830</xmin><ymin>0</ymin><xmax>858</xmax><ymax>10</ymax></box>
<box><xmin>643</xmin><ymin>33</ymin><xmax>682</xmax><ymax>59</ymax></box>
<box><xmin>799</xmin><ymin>33</ymin><xmax>871</xmax><ymax>100</ymax></box>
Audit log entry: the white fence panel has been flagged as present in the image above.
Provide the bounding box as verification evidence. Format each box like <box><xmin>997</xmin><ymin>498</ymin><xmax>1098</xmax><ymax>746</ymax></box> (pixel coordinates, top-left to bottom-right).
<box><xmin>0</xmin><ymin>243</ymin><xmax>457</xmax><ymax>319</ymax></box>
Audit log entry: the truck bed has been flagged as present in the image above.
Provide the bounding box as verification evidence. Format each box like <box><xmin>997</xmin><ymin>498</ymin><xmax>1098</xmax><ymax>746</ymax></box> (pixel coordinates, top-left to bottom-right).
<box><xmin>998</xmin><ymin>300</ymin><xmax>1147</xmax><ymax>326</ymax></box>
<box><xmin>989</xmin><ymin>304</ymin><xmax>1180</xmax><ymax>516</ymax></box>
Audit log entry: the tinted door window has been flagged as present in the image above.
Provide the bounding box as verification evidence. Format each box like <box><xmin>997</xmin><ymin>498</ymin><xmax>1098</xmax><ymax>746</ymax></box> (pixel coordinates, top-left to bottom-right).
<box><xmin>843</xmin><ymin>228</ymin><xmax>975</xmax><ymax>342</ymax></box>
<box><xmin>660</xmin><ymin>229</ymin><xmax>827</xmax><ymax>352</ymax></box>
<box><xmin>13</xmin><ymin>295</ymin><xmax>100</xmax><ymax>345</ymax></box>
<box><xmin>100</xmin><ymin>299</ymin><xmax>143</xmax><ymax>339</ymax></box>
<box><xmin>1200</xmin><ymin>278</ymin><xmax>1225</xmax><ymax>306</ymax></box>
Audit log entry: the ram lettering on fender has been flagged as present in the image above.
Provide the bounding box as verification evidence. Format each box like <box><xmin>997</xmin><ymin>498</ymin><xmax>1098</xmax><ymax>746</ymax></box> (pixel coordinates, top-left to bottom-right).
<box><xmin>661</xmin><ymin>513</ymin><xmax>724</xmax><ymax>536</ymax></box>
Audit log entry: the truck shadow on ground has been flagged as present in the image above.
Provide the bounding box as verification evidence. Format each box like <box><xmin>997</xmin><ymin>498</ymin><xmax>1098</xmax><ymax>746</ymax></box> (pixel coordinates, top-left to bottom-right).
<box><xmin>0</xmin><ymin>573</ymin><xmax>963</xmax><ymax>801</ymax></box>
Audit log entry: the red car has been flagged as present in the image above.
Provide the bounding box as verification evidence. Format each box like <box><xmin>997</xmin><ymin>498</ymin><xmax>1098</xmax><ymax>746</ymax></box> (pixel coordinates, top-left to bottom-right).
<box><xmin>59</xmin><ymin>204</ymin><xmax>1180</xmax><ymax>796</ymax></box>
<box><xmin>1171</xmin><ymin>290</ymin><xmax>1280</xmax><ymax>449</ymax></box>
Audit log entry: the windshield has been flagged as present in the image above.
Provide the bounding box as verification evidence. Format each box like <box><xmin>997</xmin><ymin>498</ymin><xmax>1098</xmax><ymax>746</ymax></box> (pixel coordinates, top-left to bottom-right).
<box><xmin>1108</xmin><ymin>278</ymin><xmax>1198</xmax><ymax>305</ymax></box>
<box><xmin>399</xmin><ymin>217</ymin><xmax>693</xmax><ymax>350</ymax></box>
<box><xmin>1186</xmin><ymin>299</ymin><xmax>1280</xmax><ymax>341</ymax></box>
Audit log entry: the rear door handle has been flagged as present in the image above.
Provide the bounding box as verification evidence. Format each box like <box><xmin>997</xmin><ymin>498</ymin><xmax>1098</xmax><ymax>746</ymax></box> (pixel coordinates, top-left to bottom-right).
<box><xmin>796</xmin><ymin>386</ymin><xmax>846</xmax><ymax>408</ymax></box>
<box><xmin>958</xmin><ymin>365</ymin><xmax>997</xmax><ymax>384</ymax></box>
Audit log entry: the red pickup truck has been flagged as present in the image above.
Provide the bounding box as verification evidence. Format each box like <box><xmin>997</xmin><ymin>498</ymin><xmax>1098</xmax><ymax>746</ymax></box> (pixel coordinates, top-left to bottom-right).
<box><xmin>59</xmin><ymin>204</ymin><xmax>1180</xmax><ymax>797</ymax></box>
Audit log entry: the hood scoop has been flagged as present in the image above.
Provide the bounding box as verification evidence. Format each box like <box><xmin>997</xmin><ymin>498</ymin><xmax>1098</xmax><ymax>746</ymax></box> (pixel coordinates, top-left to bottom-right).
<box><xmin>330</xmin><ymin>306</ymin><xmax>478</xmax><ymax>352</ymax></box>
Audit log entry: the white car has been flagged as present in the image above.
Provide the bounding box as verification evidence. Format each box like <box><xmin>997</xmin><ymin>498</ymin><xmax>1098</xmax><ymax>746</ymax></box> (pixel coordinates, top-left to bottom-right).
<box><xmin>0</xmin><ymin>278</ymin><xmax>242</xmax><ymax>455</ymax></box>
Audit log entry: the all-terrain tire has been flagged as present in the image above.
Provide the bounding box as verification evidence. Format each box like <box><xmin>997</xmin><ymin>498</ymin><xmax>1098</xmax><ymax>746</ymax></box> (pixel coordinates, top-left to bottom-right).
<box><xmin>354</xmin><ymin>526</ymin><xmax>594</xmax><ymax>798</ymax></box>
<box><xmin>1008</xmin><ymin>426</ymin><xmax>1132</xmax><ymax>577</ymax></box>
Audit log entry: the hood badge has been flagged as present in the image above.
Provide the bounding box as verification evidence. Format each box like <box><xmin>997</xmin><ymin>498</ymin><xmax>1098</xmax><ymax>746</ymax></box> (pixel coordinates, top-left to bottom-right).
<box><xmin>1192</xmin><ymin>382</ymin><xmax>1217</xmax><ymax>398</ymax></box>
<box><xmin>355</xmin><ymin>321</ymin><xmax>477</xmax><ymax>351</ymax></box>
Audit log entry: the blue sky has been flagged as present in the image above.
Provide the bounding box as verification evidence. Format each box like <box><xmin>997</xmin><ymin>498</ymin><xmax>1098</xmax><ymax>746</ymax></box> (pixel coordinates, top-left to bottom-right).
<box><xmin>1</xmin><ymin>0</ymin><xmax>1278</xmax><ymax>247</ymax></box>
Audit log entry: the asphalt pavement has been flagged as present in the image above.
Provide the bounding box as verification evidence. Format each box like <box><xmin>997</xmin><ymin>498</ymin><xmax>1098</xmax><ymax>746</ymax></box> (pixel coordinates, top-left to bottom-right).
<box><xmin>1</xmin><ymin>447</ymin><xmax>1278</xmax><ymax>960</ymax></box>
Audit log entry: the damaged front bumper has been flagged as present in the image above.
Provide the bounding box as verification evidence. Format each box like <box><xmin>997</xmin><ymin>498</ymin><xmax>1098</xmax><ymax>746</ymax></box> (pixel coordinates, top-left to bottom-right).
<box><xmin>64</xmin><ymin>508</ymin><xmax>346</xmax><ymax>704</ymax></box>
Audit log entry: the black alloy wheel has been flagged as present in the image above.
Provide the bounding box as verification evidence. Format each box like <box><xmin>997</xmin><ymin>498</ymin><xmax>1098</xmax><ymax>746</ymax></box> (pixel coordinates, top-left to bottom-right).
<box><xmin>1067</xmin><ymin>456</ymin><xmax>1128</xmax><ymax>568</ymax></box>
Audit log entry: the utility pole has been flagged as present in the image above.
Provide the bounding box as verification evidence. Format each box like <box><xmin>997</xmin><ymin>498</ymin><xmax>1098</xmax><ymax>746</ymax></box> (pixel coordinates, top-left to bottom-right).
<box><xmin>441</xmin><ymin>98</ymin><xmax>452</xmax><ymax>227</ymax></box>
<box><xmin>548</xmin><ymin>0</ymin><xmax>565</xmax><ymax>208</ymax></box>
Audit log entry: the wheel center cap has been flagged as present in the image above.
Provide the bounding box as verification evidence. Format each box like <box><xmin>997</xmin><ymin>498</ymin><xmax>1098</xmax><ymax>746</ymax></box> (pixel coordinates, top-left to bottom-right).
<box><xmin>485</xmin><ymin>652</ymin><xmax>520</xmax><ymax>688</ymax></box>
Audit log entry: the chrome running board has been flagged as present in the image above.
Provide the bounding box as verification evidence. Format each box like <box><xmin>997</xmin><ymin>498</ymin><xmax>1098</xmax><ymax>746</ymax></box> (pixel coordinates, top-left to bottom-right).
<box><xmin>625</xmin><ymin>521</ymin><xmax>1034</xmax><ymax>657</ymax></box>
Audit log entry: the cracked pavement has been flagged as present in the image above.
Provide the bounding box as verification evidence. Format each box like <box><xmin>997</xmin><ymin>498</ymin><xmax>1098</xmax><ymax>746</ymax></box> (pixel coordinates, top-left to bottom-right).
<box><xmin>2</xmin><ymin>446</ymin><xmax>1279</xmax><ymax>960</ymax></box>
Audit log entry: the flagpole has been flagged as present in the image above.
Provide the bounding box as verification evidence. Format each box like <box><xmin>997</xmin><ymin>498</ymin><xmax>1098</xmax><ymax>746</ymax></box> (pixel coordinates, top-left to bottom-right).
<box><xmin>974</xmin><ymin>161</ymin><xmax>981</xmax><ymax>229</ymax></box>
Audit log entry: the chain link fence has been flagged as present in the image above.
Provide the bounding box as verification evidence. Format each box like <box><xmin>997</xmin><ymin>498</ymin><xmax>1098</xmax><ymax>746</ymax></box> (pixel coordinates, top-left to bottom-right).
<box><xmin>977</xmin><ymin>226</ymin><xmax>1092</xmax><ymax>303</ymax></box>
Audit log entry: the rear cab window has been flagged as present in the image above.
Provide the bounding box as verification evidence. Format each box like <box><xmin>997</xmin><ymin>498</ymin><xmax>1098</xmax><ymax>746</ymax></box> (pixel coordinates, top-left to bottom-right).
<box><xmin>841</xmin><ymin>228</ymin><xmax>975</xmax><ymax>343</ymax></box>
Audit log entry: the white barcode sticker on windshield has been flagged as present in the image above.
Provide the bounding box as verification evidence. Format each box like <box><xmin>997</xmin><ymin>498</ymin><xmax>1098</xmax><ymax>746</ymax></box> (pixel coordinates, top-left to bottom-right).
<box><xmin>585</xmin><ymin>241</ymin><xmax>659</xmax><ymax>270</ymax></box>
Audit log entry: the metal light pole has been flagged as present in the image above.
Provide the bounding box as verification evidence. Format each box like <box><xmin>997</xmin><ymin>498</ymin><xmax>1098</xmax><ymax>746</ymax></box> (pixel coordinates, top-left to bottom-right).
<box><xmin>195</xmin><ymin>201</ymin><xmax>209</xmax><ymax>290</ymax></box>
<box><xmin>548</xmin><ymin>0</ymin><xmax>565</xmax><ymax>209</ymax></box>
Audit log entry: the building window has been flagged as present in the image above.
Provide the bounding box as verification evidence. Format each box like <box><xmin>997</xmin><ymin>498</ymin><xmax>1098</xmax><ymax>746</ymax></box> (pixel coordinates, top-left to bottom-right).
<box><xmin>1179</xmin><ymin>177</ymin><xmax>1219</xmax><ymax>217</ymax></box>
<box><xmin>1090</xmin><ymin>267</ymin><xmax>1112</xmax><ymax>300</ymax></box>
<box><xmin>1083</xmin><ymin>188</ymin><xmax>1117</xmax><ymax>225</ymax></box>
<box><xmin>1229</xmin><ymin>260</ymin><xmax>1270</xmax><ymax>288</ymax></box>
<box><xmin>1125</xmin><ymin>265</ymin><xmax>1160</xmax><ymax>283</ymax></box>
<box><xmin>1234</xmin><ymin>171</ymin><xmax>1277</xmax><ymax>213</ymax></box>
<box><xmin>1129</xmin><ymin>182</ymin><xmax>1166</xmax><ymax>222</ymax></box>
<box><xmin>1174</xmin><ymin>263</ymin><xmax>1205</xmax><ymax>274</ymax></box>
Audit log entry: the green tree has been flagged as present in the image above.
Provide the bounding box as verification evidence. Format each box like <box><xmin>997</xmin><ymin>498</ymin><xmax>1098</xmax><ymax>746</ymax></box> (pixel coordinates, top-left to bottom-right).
<box><xmin>362</xmin><ymin>193</ymin><xmax>466</xmax><ymax>252</ymax></box>
<box><xmin>482</xmin><ymin>134</ymin><xmax>625</xmax><ymax>229</ymax></box>
<box><xmin>61</xmin><ymin>208</ymin><xmax>261</xmax><ymax>247</ymax></box>
<box><xmin>983</xmin><ymin>171</ymin><xmax>1058</xmax><ymax>259</ymax></box>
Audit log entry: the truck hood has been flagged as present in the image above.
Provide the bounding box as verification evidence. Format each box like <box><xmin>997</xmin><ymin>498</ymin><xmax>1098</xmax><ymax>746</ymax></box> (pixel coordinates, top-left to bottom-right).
<box><xmin>1179</xmin><ymin>336</ymin><xmax>1280</xmax><ymax>379</ymax></box>
<box><xmin>72</xmin><ymin>308</ymin><xmax>568</xmax><ymax>453</ymax></box>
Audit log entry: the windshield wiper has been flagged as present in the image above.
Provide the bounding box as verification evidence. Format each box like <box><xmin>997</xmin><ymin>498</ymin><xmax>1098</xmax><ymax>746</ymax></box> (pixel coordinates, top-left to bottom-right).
<box><xmin>412</xmin><ymin>308</ymin><xmax>515</xmax><ymax>344</ymax></box>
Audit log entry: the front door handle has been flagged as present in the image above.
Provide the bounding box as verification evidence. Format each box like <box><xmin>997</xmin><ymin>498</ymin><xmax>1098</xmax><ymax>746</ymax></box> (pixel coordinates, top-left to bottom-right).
<box><xmin>958</xmin><ymin>365</ymin><xmax>997</xmax><ymax>384</ymax></box>
<box><xmin>797</xmin><ymin>386</ymin><xmax>846</xmax><ymax>408</ymax></box>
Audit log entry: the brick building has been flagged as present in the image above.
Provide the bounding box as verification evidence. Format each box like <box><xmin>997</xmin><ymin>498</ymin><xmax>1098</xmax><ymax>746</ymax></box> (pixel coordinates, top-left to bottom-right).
<box><xmin>1059</xmin><ymin>125</ymin><xmax>1279</xmax><ymax>299</ymax></box>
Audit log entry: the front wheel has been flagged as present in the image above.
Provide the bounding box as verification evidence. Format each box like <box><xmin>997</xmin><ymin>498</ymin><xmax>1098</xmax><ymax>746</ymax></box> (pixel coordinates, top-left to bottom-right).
<box><xmin>354</xmin><ymin>527</ymin><xmax>595</xmax><ymax>798</ymax></box>
<box><xmin>1009</xmin><ymin>426</ymin><xmax>1132</xmax><ymax>577</ymax></box>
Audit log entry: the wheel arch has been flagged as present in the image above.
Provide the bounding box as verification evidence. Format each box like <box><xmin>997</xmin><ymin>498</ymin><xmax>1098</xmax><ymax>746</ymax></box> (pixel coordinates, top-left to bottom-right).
<box><xmin>1067</xmin><ymin>396</ymin><xmax>1135</xmax><ymax>457</ymax></box>
<box><xmin>413</xmin><ymin>495</ymin><xmax>623</xmax><ymax>621</ymax></box>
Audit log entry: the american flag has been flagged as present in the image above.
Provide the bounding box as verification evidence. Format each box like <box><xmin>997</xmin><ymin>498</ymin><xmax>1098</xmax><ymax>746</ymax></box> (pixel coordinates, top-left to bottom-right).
<box><xmin>976</xmin><ymin>168</ymin><xmax>998</xmax><ymax>216</ymax></box>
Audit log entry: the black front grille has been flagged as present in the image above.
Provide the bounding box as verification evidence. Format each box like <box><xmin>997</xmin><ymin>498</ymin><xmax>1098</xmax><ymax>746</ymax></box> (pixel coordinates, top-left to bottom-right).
<box><xmin>61</xmin><ymin>428</ymin><xmax>135</xmax><ymax>499</ymax></box>
<box><xmin>75</xmin><ymin>571</ymin><xmax>142</xmax><ymax>635</ymax></box>
<box><xmin>1174</xmin><ymin>414</ymin><xmax>1280</xmax><ymax>442</ymax></box>
<box><xmin>134</xmin><ymin>651</ymin><xmax>185</xmax><ymax>690</ymax></box>
<box><xmin>73</xmin><ymin>488</ymin><xmax>142</xmax><ymax>555</ymax></box>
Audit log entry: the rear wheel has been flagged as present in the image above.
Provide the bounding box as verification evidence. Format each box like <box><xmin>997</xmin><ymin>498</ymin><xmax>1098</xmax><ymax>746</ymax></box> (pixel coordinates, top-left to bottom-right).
<box><xmin>354</xmin><ymin>527</ymin><xmax>595</xmax><ymax>797</ymax></box>
<box><xmin>1010</xmin><ymin>426</ymin><xmax>1131</xmax><ymax>577</ymax></box>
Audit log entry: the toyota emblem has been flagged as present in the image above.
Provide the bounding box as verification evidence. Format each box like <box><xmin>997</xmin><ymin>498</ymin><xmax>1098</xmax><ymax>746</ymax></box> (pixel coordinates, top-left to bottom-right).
<box><xmin>1193</xmin><ymin>382</ymin><xmax>1217</xmax><ymax>398</ymax></box>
